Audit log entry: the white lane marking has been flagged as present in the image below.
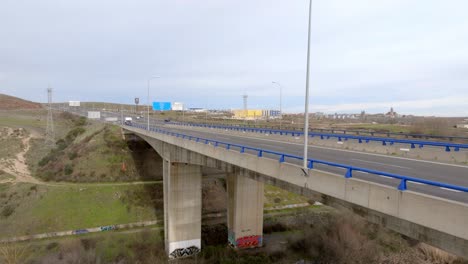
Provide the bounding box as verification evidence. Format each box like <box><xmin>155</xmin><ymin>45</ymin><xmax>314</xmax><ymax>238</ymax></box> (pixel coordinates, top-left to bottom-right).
<box><xmin>400</xmin><ymin>148</ymin><xmax>410</xmax><ymax>152</ymax></box>
<box><xmin>178</xmin><ymin>128</ymin><xmax>468</xmax><ymax>169</ymax></box>
<box><xmin>381</xmin><ymin>176</ymin><xmax>393</xmax><ymax>180</ymax></box>
<box><xmin>337</xmin><ymin>142</ymin><xmax>344</xmax><ymax>145</ymax></box>
<box><xmin>350</xmin><ymin>159</ymin><xmax>412</xmax><ymax>170</ymax></box>
<box><xmin>410</xmin><ymin>182</ymin><xmax>424</xmax><ymax>185</ymax></box>
<box><xmin>440</xmin><ymin>187</ymin><xmax>462</xmax><ymax>193</ymax></box>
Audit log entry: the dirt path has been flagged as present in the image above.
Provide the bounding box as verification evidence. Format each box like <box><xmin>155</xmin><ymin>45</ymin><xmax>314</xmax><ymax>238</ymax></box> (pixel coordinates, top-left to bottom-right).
<box><xmin>0</xmin><ymin>133</ymin><xmax>42</xmax><ymax>185</ymax></box>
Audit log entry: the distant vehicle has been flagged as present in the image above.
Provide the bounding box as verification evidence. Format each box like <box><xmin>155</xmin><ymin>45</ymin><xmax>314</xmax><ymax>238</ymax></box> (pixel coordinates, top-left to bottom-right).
<box><xmin>136</xmin><ymin>116</ymin><xmax>141</xmax><ymax>120</ymax></box>
<box><xmin>124</xmin><ymin>117</ymin><xmax>133</xmax><ymax>125</ymax></box>
<box><xmin>164</xmin><ymin>119</ymin><xmax>171</xmax><ymax>123</ymax></box>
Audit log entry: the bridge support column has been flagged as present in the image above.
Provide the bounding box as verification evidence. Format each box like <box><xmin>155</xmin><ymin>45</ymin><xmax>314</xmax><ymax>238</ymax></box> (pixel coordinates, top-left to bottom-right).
<box><xmin>227</xmin><ymin>173</ymin><xmax>264</xmax><ymax>249</ymax></box>
<box><xmin>163</xmin><ymin>160</ymin><xmax>202</xmax><ymax>259</ymax></box>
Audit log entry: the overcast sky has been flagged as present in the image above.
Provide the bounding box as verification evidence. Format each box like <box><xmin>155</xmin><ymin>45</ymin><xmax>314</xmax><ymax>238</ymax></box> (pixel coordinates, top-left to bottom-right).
<box><xmin>1</xmin><ymin>0</ymin><xmax>467</xmax><ymax>116</ymax></box>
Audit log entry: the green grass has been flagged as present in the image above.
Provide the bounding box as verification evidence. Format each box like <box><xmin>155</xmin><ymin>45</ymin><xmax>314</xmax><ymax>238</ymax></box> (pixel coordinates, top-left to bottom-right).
<box><xmin>0</xmin><ymin>109</ymin><xmax>82</xmax><ymax>141</ymax></box>
<box><xmin>264</xmin><ymin>185</ymin><xmax>310</xmax><ymax>208</ymax></box>
<box><xmin>0</xmin><ymin>113</ymin><xmax>44</xmax><ymax>130</ymax></box>
<box><xmin>0</xmin><ymin>183</ymin><xmax>161</xmax><ymax>238</ymax></box>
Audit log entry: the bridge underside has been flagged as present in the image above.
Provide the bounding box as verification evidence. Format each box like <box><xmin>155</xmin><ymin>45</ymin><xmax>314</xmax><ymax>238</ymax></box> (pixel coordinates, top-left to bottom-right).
<box><xmin>124</xmin><ymin>128</ymin><xmax>468</xmax><ymax>259</ymax></box>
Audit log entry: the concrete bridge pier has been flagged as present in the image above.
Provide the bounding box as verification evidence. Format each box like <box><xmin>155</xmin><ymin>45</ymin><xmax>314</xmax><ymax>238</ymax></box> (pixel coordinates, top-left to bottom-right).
<box><xmin>227</xmin><ymin>173</ymin><xmax>264</xmax><ymax>249</ymax></box>
<box><xmin>163</xmin><ymin>160</ymin><xmax>202</xmax><ymax>259</ymax></box>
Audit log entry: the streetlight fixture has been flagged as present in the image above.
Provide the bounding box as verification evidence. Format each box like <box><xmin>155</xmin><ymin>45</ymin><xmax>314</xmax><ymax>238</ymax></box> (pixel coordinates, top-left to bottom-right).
<box><xmin>147</xmin><ymin>75</ymin><xmax>160</xmax><ymax>131</ymax></box>
<box><xmin>303</xmin><ymin>0</ymin><xmax>312</xmax><ymax>169</ymax></box>
<box><xmin>272</xmin><ymin>81</ymin><xmax>283</xmax><ymax>129</ymax></box>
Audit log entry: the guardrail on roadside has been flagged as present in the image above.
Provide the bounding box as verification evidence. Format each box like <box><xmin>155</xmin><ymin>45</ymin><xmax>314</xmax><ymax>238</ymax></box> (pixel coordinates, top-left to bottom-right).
<box><xmin>167</xmin><ymin>121</ymin><xmax>468</xmax><ymax>152</ymax></box>
<box><xmin>177</xmin><ymin>121</ymin><xmax>468</xmax><ymax>142</ymax></box>
<box><xmin>128</xmin><ymin>123</ymin><xmax>468</xmax><ymax>193</ymax></box>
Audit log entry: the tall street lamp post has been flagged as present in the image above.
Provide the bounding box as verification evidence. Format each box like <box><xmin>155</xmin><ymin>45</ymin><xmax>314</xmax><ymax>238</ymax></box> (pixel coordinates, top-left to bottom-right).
<box><xmin>303</xmin><ymin>0</ymin><xmax>313</xmax><ymax>169</ymax></box>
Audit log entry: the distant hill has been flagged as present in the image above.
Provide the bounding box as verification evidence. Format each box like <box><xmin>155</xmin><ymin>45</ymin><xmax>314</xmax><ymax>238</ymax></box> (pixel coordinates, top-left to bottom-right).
<box><xmin>0</xmin><ymin>94</ymin><xmax>42</xmax><ymax>110</ymax></box>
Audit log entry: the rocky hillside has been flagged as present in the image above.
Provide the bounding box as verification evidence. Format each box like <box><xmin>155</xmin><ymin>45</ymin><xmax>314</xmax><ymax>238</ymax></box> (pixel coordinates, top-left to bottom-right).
<box><xmin>0</xmin><ymin>94</ymin><xmax>42</xmax><ymax>110</ymax></box>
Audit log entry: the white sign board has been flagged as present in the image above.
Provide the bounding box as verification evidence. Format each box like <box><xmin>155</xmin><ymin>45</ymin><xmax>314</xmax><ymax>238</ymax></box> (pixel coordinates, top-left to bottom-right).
<box><xmin>172</xmin><ymin>102</ymin><xmax>184</xmax><ymax>111</ymax></box>
<box><xmin>105</xmin><ymin>117</ymin><xmax>118</xmax><ymax>122</ymax></box>
<box><xmin>87</xmin><ymin>111</ymin><xmax>101</xmax><ymax>119</ymax></box>
<box><xmin>69</xmin><ymin>101</ymin><xmax>81</xmax><ymax>107</ymax></box>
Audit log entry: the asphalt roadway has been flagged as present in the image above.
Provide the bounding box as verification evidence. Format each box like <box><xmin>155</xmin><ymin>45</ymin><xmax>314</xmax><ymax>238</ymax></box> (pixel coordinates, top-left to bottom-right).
<box><xmin>59</xmin><ymin>107</ymin><xmax>468</xmax><ymax>203</ymax></box>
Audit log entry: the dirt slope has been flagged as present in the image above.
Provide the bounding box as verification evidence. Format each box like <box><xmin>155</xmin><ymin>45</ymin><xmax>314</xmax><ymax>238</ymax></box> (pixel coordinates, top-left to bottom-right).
<box><xmin>0</xmin><ymin>94</ymin><xmax>42</xmax><ymax>110</ymax></box>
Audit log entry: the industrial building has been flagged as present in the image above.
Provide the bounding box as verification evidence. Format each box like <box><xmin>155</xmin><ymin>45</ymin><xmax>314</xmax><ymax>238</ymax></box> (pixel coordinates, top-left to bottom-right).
<box><xmin>232</xmin><ymin>109</ymin><xmax>281</xmax><ymax>120</ymax></box>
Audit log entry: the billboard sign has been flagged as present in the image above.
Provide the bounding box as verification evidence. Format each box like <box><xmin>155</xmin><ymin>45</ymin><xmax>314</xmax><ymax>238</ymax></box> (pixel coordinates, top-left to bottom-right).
<box><xmin>69</xmin><ymin>101</ymin><xmax>80</xmax><ymax>107</ymax></box>
<box><xmin>152</xmin><ymin>102</ymin><xmax>171</xmax><ymax>111</ymax></box>
<box><xmin>172</xmin><ymin>102</ymin><xmax>184</xmax><ymax>111</ymax></box>
<box><xmin>87</xmin><ymin>111</ymin><xmax>101</xmax><ymax>119</ymax></box>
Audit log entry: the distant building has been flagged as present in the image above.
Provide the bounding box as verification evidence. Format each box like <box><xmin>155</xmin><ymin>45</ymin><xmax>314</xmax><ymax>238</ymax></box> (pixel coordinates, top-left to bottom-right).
<box><xmin>188</xmin><ymin>108</ymin><xmax>207</xmax><ymax>113</ymax></box>
<box><xmin>386</xmin><ymin>107</ymin><xmax>397</xmax><ymax>118</ymax></box>
<box><xmin>360</xmin><ymin>110</ymin><xmax>366</xmax><ymax>120</ymax></box>
<box><xmin>456</xmin><ymin>124</ymin><xmax>468</xmax><ymax>129</ymax></box>
<box><xmin>232</xmin><ymin>109</ymin><xmax>280</xmax><ymax>120</ymax></box>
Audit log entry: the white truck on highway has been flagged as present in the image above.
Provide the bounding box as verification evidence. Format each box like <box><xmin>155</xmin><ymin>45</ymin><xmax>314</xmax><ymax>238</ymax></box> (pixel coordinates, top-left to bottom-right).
<box><xmin>124</xmin><ymin>117</ymin><xmax>133</xmax><ymax>125</ymax></box>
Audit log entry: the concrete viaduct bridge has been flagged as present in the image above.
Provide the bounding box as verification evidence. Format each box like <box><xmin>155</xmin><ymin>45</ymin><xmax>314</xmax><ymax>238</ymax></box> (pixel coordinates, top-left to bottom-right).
<box><xmin>123</xmin><ymin>124</ymin><xmax>468</xmax><ymax>259</ymax></box>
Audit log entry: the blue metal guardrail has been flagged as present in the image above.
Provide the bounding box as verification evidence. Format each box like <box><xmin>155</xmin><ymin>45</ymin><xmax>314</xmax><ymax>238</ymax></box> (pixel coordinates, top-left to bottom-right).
<box><xmin>195</xmin><ymin>123</ymin><xmax>468</xmax><ymax>142</ymax></box>
<box><xmin>128</xmin><ymin>123</ymin><xmax>468</xmax><ymax>193</ymax></box>
<box><xmin>167</xmin><ymin>121</ymin><xmax>468</xmax><ymax>152</ymax></box>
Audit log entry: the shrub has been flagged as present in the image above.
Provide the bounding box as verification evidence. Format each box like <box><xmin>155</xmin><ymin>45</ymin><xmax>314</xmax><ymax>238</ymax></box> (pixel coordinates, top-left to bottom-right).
<box><xmin>46</xmin><ymin>242</ymin><xmax>59</xmax><ymax>250</ymax></box>
<box><xmin>264</xmin><ymin>222</ymin><xmax>288</xmax><ymax>234</ymax></box>
<box><xmin>68</xmin><ymin>152</ymin><xmax>78</xmax><ymax>160</ymax></box>
<box><xmin>56</xmin><ymin>139</ymin><xmax>68</xmax><ymax>150</ymax></box>
<box><xmin>288</xmin><ymin>213</ymin><xmax>382</xmax><ymax>264</ymax></box>
<box><xmin>40</xmin><ymin>171</ymin><xmax>55</xmax><ymax>181</ymax></box>
<box><xmin>65</xmin><ymin>127</ymin><xmax>86</xmax><ymax>143</ymax></box>
<box><xmin>80</xmin><ymin>239</ymin><xmax>97</xmax><ymax>251</ymax></box>
<box><xmin>38</xmin><ymin>156</ymin><xmax>51</xmax><ymax>166</ymax></box>
<box><xmin>64</xmin><ymin>164</ymin><xmax>74</xmax><ymax>175</ymax></box>
<box><xmin>1</xmin><ymin>205</ymin><xmax>15</xmax><ymax>218</ymax></box>
<box><xmin>75</xmin><ymin>117</ymin><xmax>87</xmax><ymax>126</ymax></box>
